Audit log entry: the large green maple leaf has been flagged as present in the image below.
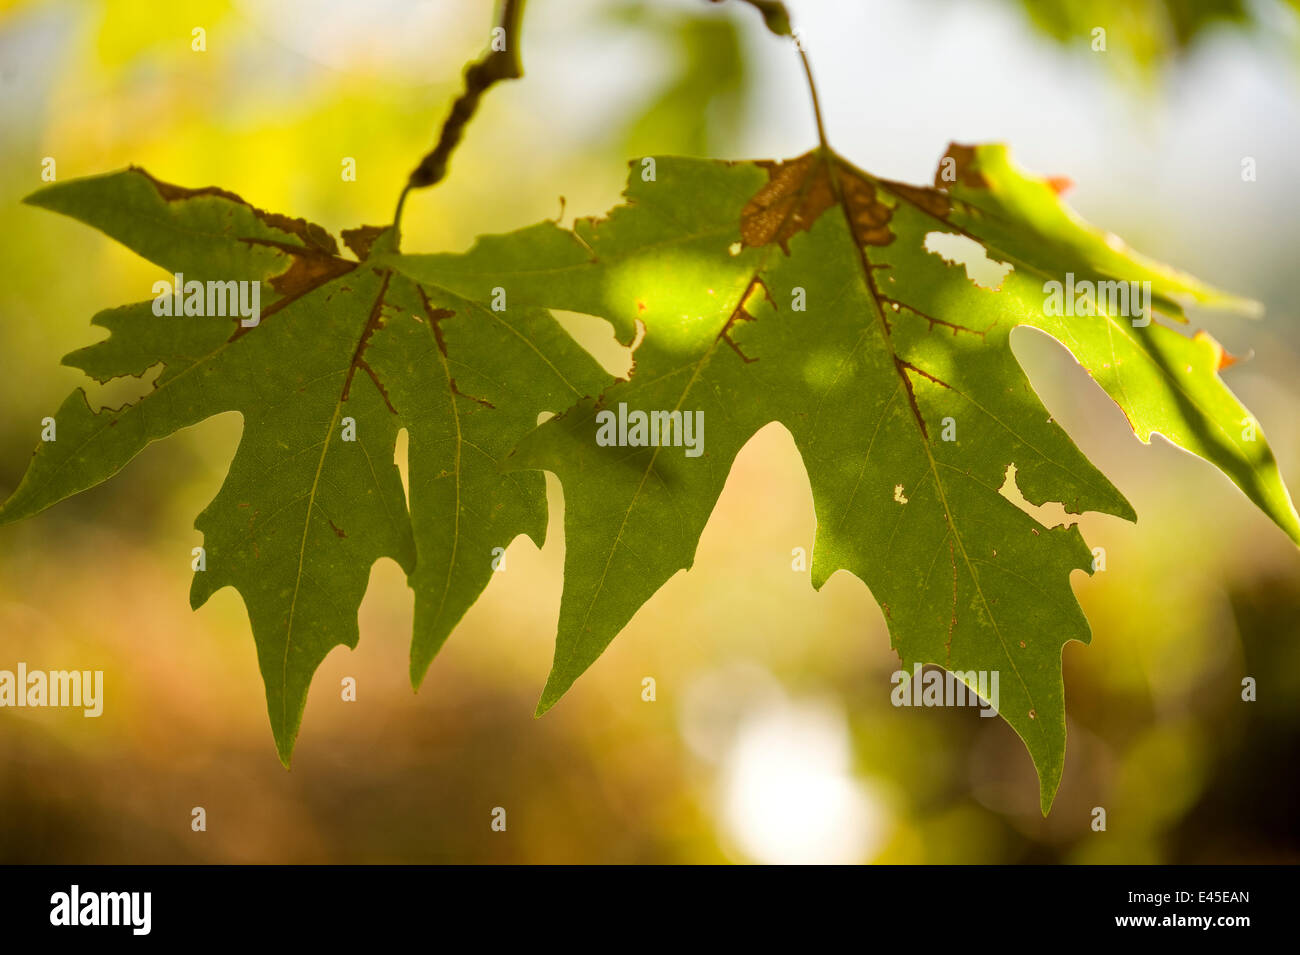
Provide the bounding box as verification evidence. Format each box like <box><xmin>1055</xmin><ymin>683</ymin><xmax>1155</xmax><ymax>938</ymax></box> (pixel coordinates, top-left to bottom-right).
<box><xmin>0</xmin><ymin>169</ymin><xmax>608</xmax><ymax>761</ymax></box>
<box><xmin>386</xmin><ymin>144</ymin><xmax>1299</xmax><ymax>812</ymax></box>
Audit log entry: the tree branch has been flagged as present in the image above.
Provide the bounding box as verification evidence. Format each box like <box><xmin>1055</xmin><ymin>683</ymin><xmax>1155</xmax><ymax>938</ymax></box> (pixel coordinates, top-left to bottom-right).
<box><xmin>393</xmin><ymin>0</ymin><xmax>527</xmax><ymax>240</ymax></box>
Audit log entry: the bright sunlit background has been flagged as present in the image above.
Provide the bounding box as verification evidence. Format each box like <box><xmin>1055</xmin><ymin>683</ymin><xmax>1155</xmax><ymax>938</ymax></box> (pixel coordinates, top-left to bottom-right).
<box><xmin>1</xmin><ymin>0</ymin><xmax>1299</xmax><ymax>863</ymax></box>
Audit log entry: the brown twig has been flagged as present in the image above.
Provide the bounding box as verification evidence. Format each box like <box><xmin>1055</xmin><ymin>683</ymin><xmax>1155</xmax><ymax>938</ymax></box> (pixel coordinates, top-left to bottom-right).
<box><xmin>392</xmin><ymin>0</ymin><xmax>527</xmax><ymax>242</ymax></box>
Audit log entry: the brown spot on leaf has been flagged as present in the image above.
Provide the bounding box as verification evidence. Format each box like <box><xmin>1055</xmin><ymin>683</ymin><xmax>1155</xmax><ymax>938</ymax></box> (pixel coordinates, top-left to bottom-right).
<box><xmin>741</xmin><ymin>154</ymin><xmax>909</xmax><ymax>252</ymax></box>
<box><xmin>357</xmin><ymin>359</ymin><xmax>398</xmax><ymax>414</ymax></box>
<box><xmin>880</xmin><ymin>180</ymin><xmax>951</xmax><ymax>219</ymax></box>
<box><xmin>450</xmin><ymin>379</ymin><xmax>495</xmax><ymax>409</ymax></box>
<box><xmin>839</xmin><ymin>170</ymin><xmax>895</xmax><ymax>247</ymax></box>
<box><xmin>132</xmin><ymin>166</ymin><xmax>338</xmax><ymax>254</ymax></box>
<box><xmin>328</xmin><ymin>518</ymin><xmax>346</xmax><ymax>539</ymax></box>
<box><xmin>417</xmin><ymin>287</ymin><xmax>456</xmax><ymax>356</ymax></box>
<box><xmin>935</xmin><ymin>143</ymin><xmax>987</xmax><ymax>189</ymax></box>
<box><xmin>741</xmin><ymin>154</ymin><xmax>836</xmax><ymax>253</ymax></box>
<box><xmin>341</xmin><ymin>225</ymin><xmax>388</xmax><ymax>260</ymax></box>
<box><xmin>224</xmin><ymin>241</ymin><xmax>355</xmax><ymax>342</ymax></box>
<box><xmin>718</xmin><ymin>276</ymin><xmax>770</xmax><ymax>363</ymax></box>
<box><xmin>134</xmin><ymin>167</ymin><xmax>356</xmax><ymax>344</ymax></box>
<box><xmin>263</xmin><ymin>248</ymin><xmax>355</xmax><ymax>306</ymax></box>
<box><xmin>342</xmin><ymin>271</ymin><xmax>394</xmax><ymax>412</ymax></box>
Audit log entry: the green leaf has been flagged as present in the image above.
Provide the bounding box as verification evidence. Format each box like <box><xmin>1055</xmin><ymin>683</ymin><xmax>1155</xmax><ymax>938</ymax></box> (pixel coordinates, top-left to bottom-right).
<box><xmin>2</xmin><ymin>168</ymin><xmax>608</xmax><ymax>762</ymax></box>
<box><xmin>388</xmin><ymin>144</ymin><xmax>1298</xmax><ymax>813</ymax></box>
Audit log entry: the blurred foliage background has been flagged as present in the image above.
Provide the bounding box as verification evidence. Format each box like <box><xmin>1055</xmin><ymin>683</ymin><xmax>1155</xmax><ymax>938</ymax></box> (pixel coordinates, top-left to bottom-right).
<box><xmin>1</xmin><ymin>0</ymin><xmax>1298</xmax><ymax>863</ymax></box>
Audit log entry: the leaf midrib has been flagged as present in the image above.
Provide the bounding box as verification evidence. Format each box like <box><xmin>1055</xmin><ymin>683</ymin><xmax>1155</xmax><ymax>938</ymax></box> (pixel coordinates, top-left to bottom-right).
<box><xmin>822</xmin><ymin>150</ymin><xmax>1042</xmax><ymax>734</ymax></box>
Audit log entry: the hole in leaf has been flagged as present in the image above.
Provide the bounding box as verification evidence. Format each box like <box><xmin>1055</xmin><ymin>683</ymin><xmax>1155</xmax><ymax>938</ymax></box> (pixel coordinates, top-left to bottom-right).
<box><xmin>393</xmin><ymin>427</ymin><xmax>409</xmax><ymax>498</ymax></box>
<box><xmin>923</xmin><ymin>232</ymin><xmax>1013</xmax><ymax>291</ymax></box>
<box><xmin>996</xmin><ymin>463</ymin><xmax>1074</xmax><ymax>528</ymax></box>
<box><xmin>550</xmin><ymin>310</ymin><xmax>635</xmax><ymax>379</ymax></box>
<box><xmin>84</xmin><ymin>362</ymin><xmax>164</xmax><ymax>412</ymax></box>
